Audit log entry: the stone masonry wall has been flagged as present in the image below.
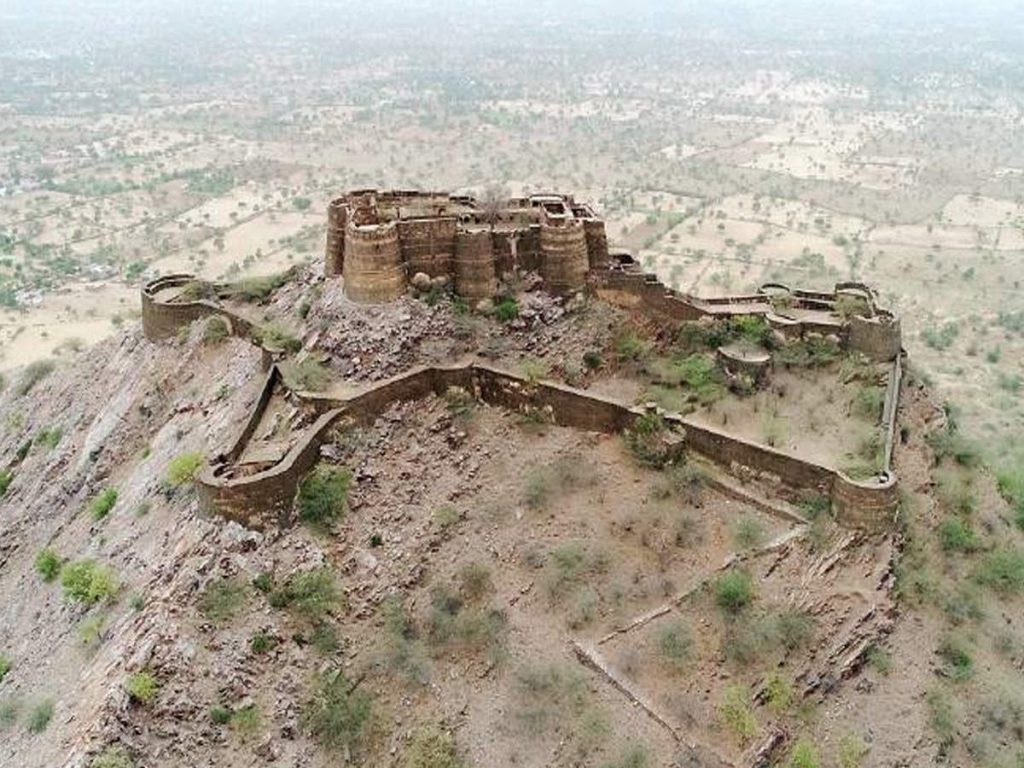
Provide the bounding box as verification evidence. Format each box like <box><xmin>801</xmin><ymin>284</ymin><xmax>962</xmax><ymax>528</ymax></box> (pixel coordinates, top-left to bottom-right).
<box><xmin>454</xmin><ymin>229</ymin><xmax>498</xmax><ymax>302</ymax></box>
<box><xmin>342</xmin><ymin>220</ymin><xmax>407</xmax><ymax>303</ymax></box>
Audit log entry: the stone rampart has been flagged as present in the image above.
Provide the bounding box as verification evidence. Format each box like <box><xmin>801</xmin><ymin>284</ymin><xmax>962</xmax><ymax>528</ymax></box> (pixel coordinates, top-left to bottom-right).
<box><xmin>325</xmin><ymin>198</ymin><xmax>347</xmax><ymax>277</ymax></box>
<box><xmin>397</xmin><ymin>217</ymin><xmax>457</xmax><ymax>279</ymax></box>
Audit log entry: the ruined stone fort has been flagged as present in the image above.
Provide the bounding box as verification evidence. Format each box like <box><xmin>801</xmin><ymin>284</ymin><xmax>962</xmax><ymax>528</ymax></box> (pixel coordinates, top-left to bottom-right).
<box><xmin>142</xmin><ymin>188</ymin><xmax>905</xmax><ymax>534</ymax></box>
<box><xmin>325</xmin><ymin>190</ymin><xmax>608</xmax><ymax>302</ymax></box>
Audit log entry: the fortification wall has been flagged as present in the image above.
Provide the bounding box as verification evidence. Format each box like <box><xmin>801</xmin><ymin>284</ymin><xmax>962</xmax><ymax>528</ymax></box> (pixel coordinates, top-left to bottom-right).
<box><xmin>540</xmin><ymin>221</ymin><xmax>589</xmax><ymax>294</ymax></box>
<box><xmin>325</xmin><ymin>198</ymin><xmax>347</xmax><ymax>277</ymax></box>
<box><xmin>397</xmin><ymin>217</ymin><xmax>457</xmax><ymax>279</ymax></box>
<box><xmin>516</xmin><ymin>226</ymin><xmax>543</xmax><ymax>274</ymax></box>
<box><xmin>141</xmin><ymin>275</ymin><xmax>220</xmax><ymax>341</ymax></box>
<box><xmin>454</xmin><ymin>229</ymin><xmax>498</xmax><ymax>301</ymax></box>
<box><xmin>190</xmin><ymin>359</ymin><xmax>898</xmax><ymax>532</ymax></box>
<box><xmin>342</xmin><ymin>221</ymin><xmax>407</xmax><ymax>303</ymax></box>
<box><xmin>849</xmin><ymin>314</ymin><xmax>902</xmax><ymax>362</ymax></box>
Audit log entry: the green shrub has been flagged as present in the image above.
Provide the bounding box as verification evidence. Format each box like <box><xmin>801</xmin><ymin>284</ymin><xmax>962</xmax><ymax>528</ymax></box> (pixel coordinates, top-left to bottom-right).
<box><xmin>61</xmin><ymin>560</ymin><xmax>119</xmax><ymax>605</ymax></box>
<box><xmin>210</xmin><ymin>704</ymin><xmax>232</xmax><ymax>725</ymax></box>
<box><xmin>775</xmin><ymin>609</ymin><xmax>815</xmax><ymax>650</ymax></box>
<box><xmin>512</xmin><ymin>663</ymin><xmax>590</xmax><ymax>736</ymax></box>
<box><xmin>26</xmin><ymin>699</ymin><xmax>53</xmax><ymax>734</ymax></box>
<box><xmin>34</xmin><ymin>426</ymin><xmax>62</xmax><ymax>450</ymax></box>
<box><xmin>0</xmin><ymin>469</ymin><xmax>12</xmax><ymax>496</ymax></box>
<box><xmin>270</xmin><ymin>567</ymin><xmax>340</xmax><ymax>623</ymax></box>
<box><xmin>786</xmin><ymin>739</ymin><xmax>821</xmax><ymax>768</ymax></box>
<box><xmin>614</xmin><ymin>330</ymin><xmax>651</xmax><ymax>363</ymax></box>
<box><xmin>230</xmin><ymin>704</ymin><xmax>261</xmax><ymax>741</ymax></box>
<box><xmin>250</xmin><ymin>632</ymin><xmax>277</xmax><ymax>655</ymax></box>
<box><xmin>624</xmin><ymin>412</ymin><xmax>677</xmax><ymax>469</ymax></box>
<box><xmin>732</xmin><ymin>516</ymin><xmax>765</xmax><ymax>549</ymax></box>
<box><xmin>778</xmin><ymin>337</ymin><xmax>840</xmax><ymax>368</ymax></box>
<box><xmin>927</xmin><ymin>426</ymin><xmax>979</xmax><ymax>467</ymax></box>
<box><xmin>937</xmin><ymin>635</ymin><xmax>974</xmax><ymax>682</ymax></box>
<box><xmin>282</xmin><ymin>357</ymin><xmax>331</xmax><ymax>392</ymax></box>
<box><xmin>837</xmin><ymin>734</ymin><xmax>869</xmax><ymax>768</ymax></box>
<box><xmin>166</xmin><ymin>452</ymin><xmax>203</xmax><ymax>486</ymax></box>
<box><xmin>834</xmin><ymin>294</ymin><xmax>869</xmax><ymax>320</ymax></box>
<box><xmin>223</xmin><ymin>272</ymin><xmax>289</xmax><ymax>303</ymax></box>
<box><xmin>125</xmin><ymin>672</ymin><xmax>159</xmax><ymax>705</ymax></box>
<box><xmin>199</xmin><ymin>578</ymin><xmax>248</xmax><ymax>623</ymax></box>
<box><xmin>432</xmin><ymin>505</ymin><xmax>461</xmax><ymax>529</ymax></box>
<box><xmin>402</xmin><ymin>724</ymin><xmax>463</xmax><ymax>768</ymax></box>
<box><xmin>201</xmin><ymin>315</ymin><xmax>230</xmax><ymax>345</ymax></box>
<box><xmin>303</xmin><ymin>669</ymin><xmax>373</xmax><ymax>753</ymax></box>
<box><xmin>257</xmin><ymin>322</ymin><xmax>301</xmax><ymax>353</ymax></box>
<box><xmin>604</xmin><ymin>744</ymin><xmax>649</xmax><ymax>768</ymax></box>
<box><xmin>90</xmin><ymin>745</ymin><xmax>133</xmax><ymax>768</ymax></box>
<box><xmin>938</xmin><ymin>516</ymin><xmax>979</xmax><ymax>553</ymax></box>
<box><xmin>494</xmin><ymin>296</ymin><xmax>519</xmax><ymax>322</ymax></box>
<box><xmin>35</xmin><ymin>548</ymin><xmax>62</xmax><ymax>582</ymax></box>
<box><xmin>79</xmin><ymin>615</ymin><xmax>106</xmax><ymax>647</ymax></box>
<box><xmin>0</xmin><ymin>656</ymin><xmax>9</xmax><ymax>684</ymax></box>
<box><xmin>657</xmin><ymin>620</ymin><xmax>692</xmax><ymax>673</ymax></box>
<box><xmin>851</xmin><ymin>386</ymin><xmax>884</xmax><ymax>422</ymax></box>
<box><xmin>719</xmin><ymin>685</ymin><xmax>758</xmax><ymax>744</ymax></box>
<box><xmin>927</xmin><ymin>688</ymin><xmax>956</xmax><ymax>755</ymax></box>
<box><xmin>0</xmin><ymin>698</ymin><xmax>20</xmax><ymax>730</ymax></box>
<box><xmin>649</xmin><ymin>354</ymin><xmax>725</xmax><ymax>405</ymax></box>
<box><xmin>713</xmin><ymin>570</ymin><xmax>754</xmax><ymax>614</ymax></box>
<box><xmin>974</xmin><ymin>548</ymin><xmax>1024</xmax><ymax>595</ymax></box>
<box><xmin>15</xmin><ymin>359</ymin><xmax>56</xmax><ymax>397</ymax></box>
<box><xmin>296</xmin><ymin>464</ymin><xmax>352</xmax><ymax>530</ymax></box>
<box><xmin>89</xmin><ymin>488</ymin><xmax>118</xmax><ymax>520</ymax></box>
<box><xmin>764</xmin><ymin>673</ymin><xmax>793</xmax><ymax>715</ymax></box>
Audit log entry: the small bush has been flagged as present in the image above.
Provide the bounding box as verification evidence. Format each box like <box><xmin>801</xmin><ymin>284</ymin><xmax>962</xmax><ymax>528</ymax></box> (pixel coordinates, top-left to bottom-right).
<box><xmin>0</xmin><ymin>469</ymin><xmax>12</xmax><ymax>496</ymax></box>
<box><xmin>257</xmin><ymin>322</ymin><xmax>301</xmax><ymax>353</ymax></box>
<box><xmin>713</xmin><ymin>570</ymin><xmax>754</xmax><ymax>614</ymax></box>
<box><xmin>775</xmin><ymin>337</ymin><xmax>840</xmax><ymax>368</ymax></box>
<box><xmin>166</xmin><ymin>452</ymin><xmax>203</xmax><ymax>486</ymax></box>
<box><xmin>719</xmin><ymin>685</ymin><xmax>758</xmax><ymax>744</ymax></box>
<box><xmin>201</xmin><ymin>316</ymin><xmax>230</xmax><ymax>345</ymax></box>
<box><xmin>199</xmin><ymin>578</ymin><xmax>248</xmax><ymax>623</ymax></box>
<box><xmin>457</xmin><ymin>563</ymin><xmax>493</xmax><ymax>603</ymax></box>
<box><xmin>443</xmin><ymin>386</ymin><xmax>475</xmax><ymax>417</ymax></box>
<box><xmin>90</xmin><ymin>745</ymin><xmax>134</xmax><ymax>768</ymax></box>
<box><xmin>223</xmin><ymin>272</ymin><xmax>289</xmax><ymax>303</ymax></box>
<box><xmin>26</xmin><ymin>699</ymin><xmax>54</xmax><ymax>734</ymax></box>
<box><xmin>764</xmin><ymin>673</ymin><xmax>793</xmax><ymax>715</ymax></box>
<box><xmin>34</xmin><ymin>426</ymin><xmax>62</xmax><ymax>450</ymax></box>
<box><xmin>61</xmin><ymin>560</ymin><xmax>119</xmax><ymax>605</ymax></box>
<box><xmin>974</xmin><ymin>548</ymin><xmax>1024</xmax><ymax>595</ymax></box>
<box><xmin>282</xmin><ymin>357</ymin><xmax>331</xmax><ymax>392</ymax></box>
<box><xmin>494</xmin><ymin>296</ymin><xmax>519</xmax><ymax>322</ymax></box>
<box><xmin>837</xmin><ymin>734</ymin><xmax>869</xmax><ymax>768</ymax></box>
<box><xmin>0</xmin><ymin>656</ymin><xmax>9</xmax><ymax>684</ymax></box>
<box><xmin>624</xmin><ymin>412</ymin><xmax>678</xmax><ymax>469</ymax></box>
<box><xmin>15</xmin><ymin>359</ymin><xmax>56</xmax><ymax>397</ymax></box>
<box><xmin>250</xmin><ymin>632</ymin><xmax>277</xmax><ymax>655</ymax></box>
<box><xmin>79</xmin><ymin>615</ymin><xmax>106</xmax><ymax>647</ymax></box>
<box><xmin>0</xmin><ymin>698</ymin><xmax>20</xmax><ymax>729</ymax></box>
<box><xmin>732</xmin><ymin>516</ymin><xmax>765</xmax><ymax>550</ymax></box>
<box><xmin>614</xmin><ymin>329</ymin><xmax>651</xmax><ymax>363</ymax></box>
<box><xmin>938</xmin><ymin>516</ymin><xmax>979</xmax><ymax>553</ymax></box>
<box><xmin>210</xmin><ymin>705</ymin><xmax>233</xmax><ymax>725</ymax></box>
<box><xmin>296</xmin><ymin>464</ymin><xmax>352</xmax><ymax>530</ymax></box>
<box><xmin>89</xmin><ymin>488</ymin><xmax>118</xmax><ymax>521</ymax></box>
<box><xmin>775</xmin><ymin>609</ymin><xmax>815</xmax><ymax>650</ymax></box>
<box><xmin>270</xmin><ymin>567</ymin><xmax>340</xmax><ymax>623</ymax></box>
<box><xmin>35</xmin><ymin>548</ymin><xmax>62</xmax><ymax>582</ymax></box>
<box><xmin>927</xmin><ymin>688</ymin><xmax>956</xmax><ymax>755</ymax></box>
<box><xmin>786</xmin><ymin>739</ymin><xmax>821</xmax><ymax>768</ymax></box>
<box><xmin>125</xmin><ymin>672</ymin><xmax>159</xmax><ymax>705</ymax></box>
<box><xmin>402</xmin><ymin>724</ymin><xmax>463</xmax><ymax>768</ymax></box>
<box><xmin>657</xmin><ymin>620</ymin><xmax>692</xmax><ymax>673</ymax></box>
<box><xmin>230</xmin><ymin>704</ymin><xmax>261</xmax><ymax>741</ymax></box>
<box><xmin>303</xmin><ymin>669</ymin><xmax>373</xmax><ymax>753</ymax></box>
<box><xmin>937</xmin><ymin>635</ymin><xmax>974</xmax><ymax>682</ymax></box>
<box><xmin>433</xmin><ymin>505</ymin><xmax>461</xmax><ymax>529</ymax></box>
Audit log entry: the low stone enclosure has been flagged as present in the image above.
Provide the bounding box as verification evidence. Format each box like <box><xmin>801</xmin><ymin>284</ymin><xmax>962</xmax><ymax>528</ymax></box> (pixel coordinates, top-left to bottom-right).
<box><xmin>141</xmin><ymin>270</ymin><xmax>903</xmax><ymax>534</ymax></box>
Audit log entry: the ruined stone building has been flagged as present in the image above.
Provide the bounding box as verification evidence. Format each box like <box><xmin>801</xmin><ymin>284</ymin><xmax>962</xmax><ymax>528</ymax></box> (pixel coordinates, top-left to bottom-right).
<box><xmin>324</xmin><ymin>190</ymin><xmax>609</xmax><ymax>303</ymax></box>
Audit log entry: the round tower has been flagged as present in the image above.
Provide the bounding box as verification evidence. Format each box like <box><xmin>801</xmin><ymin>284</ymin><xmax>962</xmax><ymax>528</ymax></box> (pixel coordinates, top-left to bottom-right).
<box><xmin>325</xmin><ymin>197</ymin><xmax>347</xmax><ymax>277</ymax></box>
<box><xmin>342</xmin><ymin>219</ymin><xmax>406</xmax><ymax>303</ymax></box>
<box><xmin>539</xmin><ymin>220</ymin><xmax>589</xmax><ymax>295</ymax></box>
<box><xmin>454</xmin><ymin>229</ymin><xmax>497</xmax><ymax>302</ymax></box>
